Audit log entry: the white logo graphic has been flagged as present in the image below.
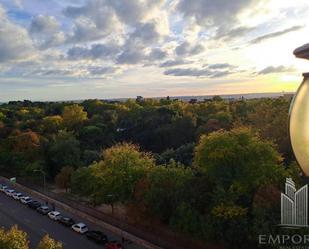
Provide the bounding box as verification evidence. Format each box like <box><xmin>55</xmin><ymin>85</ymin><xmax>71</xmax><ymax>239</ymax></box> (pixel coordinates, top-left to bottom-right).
<box><xmin>281</xmin><ymin>178</ymin><xmax>308</xmax><ymax>227</ymax></box>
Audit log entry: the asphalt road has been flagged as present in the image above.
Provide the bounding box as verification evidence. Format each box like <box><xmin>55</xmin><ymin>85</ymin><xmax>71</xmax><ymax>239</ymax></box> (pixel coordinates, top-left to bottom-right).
<box><xmin>0</xmin><ymin>186</ymin><xmax>142</xmax><ymax>249</ymax></box>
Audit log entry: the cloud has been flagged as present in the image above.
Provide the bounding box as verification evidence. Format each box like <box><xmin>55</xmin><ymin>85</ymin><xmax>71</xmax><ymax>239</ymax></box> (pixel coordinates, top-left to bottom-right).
<box><xmin>108</xmin><ymin>0</ymin><xmax>164</xmax><ymax>25</ymax></box>
<box><xmin>177</xmin><ymin>0</ymin><xmax>260</xmax><ymax>28</ymax></box>
<box><xmin>208</xmin><ymin>63</ymin><xmax>236</xmax><ymax>69</ymax></box>
<box><xmin>164</xmin><ymin>67</ymin><xmax>231</xmax><ymax>78</ymax></box>
<box><xmin>30</xmin><ymin>15</ymin><xmax>59</xmax><ymax>34</ymax></box>
<box><xmin>250</xmin><ymin>25</ymin><xmax>304</xmax><ymax>44</ymax></box>
<box><xmin>67</xmin><ymin>17</ymin><xmax>116</xmax><ymax>43</ymax></box>
<box><xmin>147</xmin><ymin>48</ymin><xmax>167</xmax><ymax>61</ymax></box>
<box><xmin>68</xmin><ymin>43</ymin><xmax>167</xmax><ymax>65</ymax></box>
<box><xmin>88</xmin><ymin>66</ymin><xmax>120</xmax><ymax>75</ymax></box>
<box><xmin>39</xmin><ymin>32</ymin><xmax>66</xmax><ymax>49</ymax></box>
<box><xmin>175</xmin><ymin>41</ymin><xmax>204</xmax><ymax>56</ymax></box>
<box><xmin>67</xmin><ymin>43</ymin><xmax>120</xmax><ymax>60</ymax></box>
<box><xmin>29</xmin><ymin>15</ymin><xmax>65</xmax><ymax>50</ymax></box>
<box><xmin>130</xmin><ymin>22</ymin><xmax>161</xmax><ymax>44</ymax></box>
<box><xmin>63</xmin><ymin>0</ymin><xmax>165</xmax><ymax>44</ymax></box>
<box><xmin>64</xmin><ymin>1</ymin><xmax>121</xmax><ymax>43</ymax></box>
<box><xmin>116</xmin><ymin>47</ymin><xmax>146</xmax><ymax>64</ymax></box>
<box><xmin>0</xmin><ymin>6</ymin><xmax>35</xmax><ymax>63</ymax></box>
<box><xmin>257</xmin><ymin>65</ymin><xmax>296</xmax><ymax>75</ymax></box>
<box><xmin>216</xmin><ymin>26</ymin><xmax>255</xmax><ymax>40</ymax></box>
<box><xmin>159</xmin><ymin>59</ymin><xmax>190</xmax><ymax>67</ymax></box>
<box><xmin>30</xmin><ymin>69</ymin><xmax>73</xmax><ymax>76</ymax></box>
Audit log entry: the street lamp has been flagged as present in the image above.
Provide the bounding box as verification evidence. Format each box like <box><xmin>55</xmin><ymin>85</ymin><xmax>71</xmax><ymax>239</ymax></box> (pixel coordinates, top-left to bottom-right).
<box><xmin>33</xmin><ymin>169</ymin><xmax>46</xmax><ymax>193</ymax></box>
<box><xmin>289</xmin><ymin>43</ymin><xmax>309</xmax><ymax>176</ymax></box>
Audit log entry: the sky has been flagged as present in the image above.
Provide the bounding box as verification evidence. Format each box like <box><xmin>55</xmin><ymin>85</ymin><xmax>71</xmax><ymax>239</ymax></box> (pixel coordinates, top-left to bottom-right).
<box><xmin>0</xmin><ymin>0</ymin><xmax>308</xmax><ymax>101</ymax></box>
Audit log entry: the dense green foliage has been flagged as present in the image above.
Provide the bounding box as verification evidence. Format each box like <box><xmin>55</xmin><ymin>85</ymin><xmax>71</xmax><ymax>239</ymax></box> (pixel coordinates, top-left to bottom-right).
<box><xmin>0</xmin><ymin>97</ymin><xmax>299</xmax><ymax>248</ymax></box>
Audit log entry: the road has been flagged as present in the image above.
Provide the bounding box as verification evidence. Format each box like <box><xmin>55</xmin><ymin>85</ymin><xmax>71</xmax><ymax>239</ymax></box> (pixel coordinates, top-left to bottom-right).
<box><xmin>0</xmin><ymin>186</ymin><xmax>142</xmax><ymax>249</ymax></box>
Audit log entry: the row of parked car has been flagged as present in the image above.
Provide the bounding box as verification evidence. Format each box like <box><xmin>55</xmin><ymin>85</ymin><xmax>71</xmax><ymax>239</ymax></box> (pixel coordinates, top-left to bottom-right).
<box><xmin>0</xmin><ymin>183</ymin><xmax>123</xmax><ymax>249</ymax></box>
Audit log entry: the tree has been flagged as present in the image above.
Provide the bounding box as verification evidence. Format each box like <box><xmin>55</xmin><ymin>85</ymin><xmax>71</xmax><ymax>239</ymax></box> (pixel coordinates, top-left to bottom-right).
<box><xmin>62</xmin><ymin>104</ymin><xmax>87</xmax><ymax>130</ymax></box>
<box><xmin>9</xmin><ymin>131</ymin><xmax>41</xmax><ymax>161</ymax></box>
<box><xmin>48</xmin><ymin>130</ymin><xmax>81</xmax><ymax>176</ymax></box>
<box><xmin>89</xmin><ymin>143</ymin><xmax>155</xmax><ymax>208</ymax></box>
<box><xmin>0</xmin><ymin>111</ymin><xmax>5</xmax><ymax>121</ymax></box>
<box><xmin>156</xmin><ymin>143</ymin><xmax>195</xmax><ymax>166</ymax></box>
<box><xmin>194</xmin><ymin>127</ymin><xmax>285</xmax><ymax>194</ymax></box>
<box><xmin>212</xmin><ymin>96</ymin><xmax>223</xmax><ymax>102</ymax></box>
<box><xmin>170</xmin><ymin>202</ymin><xmax>202</xmax><ymax>236</ymax></box>
<box><xmin>251</xmin><ymin>184</ymin><xmax>281</xmax><ymax>237</ymax></box>
<box><xmin>82</xmin><ymin>150</ymin><xmax>101</xmax><ymax>165</ymax></box>
<box><xmin>71</xmin><ymin>167</ymin><xmax>95</xmax><ymax>198</ymax></box>
<box><xmin>207</xmin><ymin>203</ymin><xmax>249</xmax><ymax>247</ymax></box>
<box><xmin>143</xmin><ymin>165</ymin><xmax>193</xmax><ymax>222</ymax></box>
<box><xmin>36</xmin><ymin>235</ymin><xmax>62</xmax><ymax>249</ymax></box>
<box><xmin>0</xmin><ymin>225</ymin><xmax>29</xmax><ymax>249</ymax></box>
<box><xmin>79</xmin><ymin>125</ymin><xmax>105</xmax><ymax>150</ymax></box>
<box><xmin>55</xmin><ymin>166</ymin><xmax>74</xmax><ymax>192</ymax></box>
<box><xmin>42</xmin><ymin>116</ymin><xmax>63</xmax><ymax>133</ymax></box>
<box><xmin>247</xmin><ymin>98</ymin><xmax>292</xmax><ymax>163</ymax></box>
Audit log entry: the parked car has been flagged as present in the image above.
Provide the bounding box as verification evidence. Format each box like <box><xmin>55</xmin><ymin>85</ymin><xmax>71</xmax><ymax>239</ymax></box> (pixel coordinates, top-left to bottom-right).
<box><xmin>85</xmin><ymin>230</ymin><xmax>108</xmax><ymax>244</ymax></box>
<box><xmin>20</xmin><ymin>196</ymin><xmax>32</xmax><ymax>204</ymax></box>
<box><xmin>72</xmin><ymin>223</ymin><xmax>88</xmax><ymax>234</ymax></box>
<box><xmin>105</xmin><ymin>241</ymin><xmax>123</xmax><ymax>249</ymax></box>
<box><xmin>27</xmin><ymin>200</ymin><xmax>41</xmax><ymax>209</ymax></box>
<box><xmin>48</xmin><ymin>211</ymin><xmax>61</xmax><ymax>221</ymax></box>
<box><xmin>37</xmin><ymin>206</ymin><xmax>50</xmax><ymax>215</ymax></box>
<box><xmin>58</xmin><ymin>217</ymin><xmax>75</xmax><ymax>227</ymax></box>
<box><xmin>5</xmin><ymin>189</ymin><xmax>15</xmax><ymax>196</ymax></box>
<box><xmin>0</xmin><ymin>185</ymin><xmax>8</xmax><ymax>192</ymax></box>
<box><xmin>12</xmin><ymin>192</ymin><xmax>23</xmax><ymax>200</ymax></box>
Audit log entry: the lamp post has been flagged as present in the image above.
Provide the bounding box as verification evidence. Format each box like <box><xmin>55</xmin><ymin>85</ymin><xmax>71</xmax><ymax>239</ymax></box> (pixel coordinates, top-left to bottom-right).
<box><xmin>33</xmin><ymin>169</ymin><xmax>46</xmax><ymax>193</ymax></box>
<box><xmin>289</xmin><ymin>43</ymin><xmax>309</xmax><ymax>177</ymax></box>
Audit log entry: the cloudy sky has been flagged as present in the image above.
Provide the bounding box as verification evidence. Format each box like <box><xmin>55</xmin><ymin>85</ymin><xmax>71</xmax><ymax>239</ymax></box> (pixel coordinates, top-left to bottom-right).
<box><xmin>0</xmin><ymin>0</ymin><xmax>308</xmax><ymax>101</ymax></box>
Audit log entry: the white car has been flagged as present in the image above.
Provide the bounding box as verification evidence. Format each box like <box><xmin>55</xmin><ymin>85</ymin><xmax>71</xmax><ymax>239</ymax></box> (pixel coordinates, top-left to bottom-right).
<box><xmin>48</xmin><ymin>211</ymin><xmax>61</xmax><ymax>221</ymax></box>
<box><xmin>12</xmin><ymin>192</ymin><xmax>23</xmax><ymax>200</ymax></box>
<box><xmin>20</xmin><ymin>196</ymin><xmax>32</xmax><ymax>204</ymax></box>
<box><xmin>72</xmin><ymin>223</ymin><xmax>88</xmax><ymax>234</ymax></box>
<box><xmin>0</xmin><ymin>185</ymin><xmax>8</xmax><ymax>192</ymax></box>
<box><xmin>5</xmin><ymin>189</ymin><xmax>15</xmax><ymax>196</ymax></box>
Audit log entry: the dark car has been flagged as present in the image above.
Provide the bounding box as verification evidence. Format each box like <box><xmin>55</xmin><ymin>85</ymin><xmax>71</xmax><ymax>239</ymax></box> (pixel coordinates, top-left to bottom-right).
<box><xmin>58</xmin><ymin>217</ymin><xmax>75</xmax><ymax>227</ymax></box>
<box><xmin>85</xmin><ymin>230</ymin><xmax>108</xmax><ymax>244</ymax></box>
<box><xmin>105</xmin><ymin>241</ymin><xmax>123</xmax><ymax>249</ymax></box>
<box><xmin>36</xmin><ymin>206</ymin><xmax>50</xmax><ymax>215</ymax></box>
<box><xmin>27</xmin><ymin>200</ymin><xmax>41</xmax><ymax>209</ymax></box>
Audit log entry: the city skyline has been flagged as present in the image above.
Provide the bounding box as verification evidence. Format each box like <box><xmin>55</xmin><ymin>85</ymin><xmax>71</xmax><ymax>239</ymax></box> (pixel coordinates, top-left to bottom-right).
<box><xmin>0</xmin><ymin>0</ymin><xmax>308</xmax><ymax>101</ymax></box>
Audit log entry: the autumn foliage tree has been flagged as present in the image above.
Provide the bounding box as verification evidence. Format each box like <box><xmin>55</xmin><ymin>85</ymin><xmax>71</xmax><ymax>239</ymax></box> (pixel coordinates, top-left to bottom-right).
<box><xmin>0</xmin><ymin>226</ymin><xmax>62</xmax><ymax>249</ymax></box>
<box><xmin>55</xmin><ymin>166</ymin><xmax>74</xmax><ymax>192</ymax></box>
<box><xmin>36</xmin><ymin>235</ymin><xmax>62</xmax><ymax>249</ymax></box>
<box><xmin>62</xmin><ymin>104</ymin><xmax>87</xmax><ymax>130</ymax></box>
<box><xmin>0</xmin><ymin>225</ymin><xmax>28</xmax><ymax>249</ymax></box>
